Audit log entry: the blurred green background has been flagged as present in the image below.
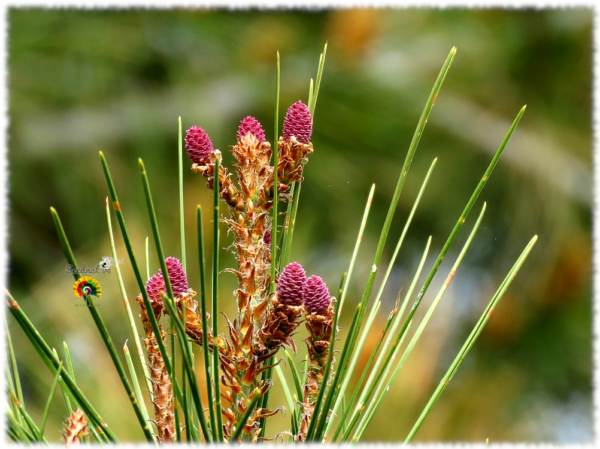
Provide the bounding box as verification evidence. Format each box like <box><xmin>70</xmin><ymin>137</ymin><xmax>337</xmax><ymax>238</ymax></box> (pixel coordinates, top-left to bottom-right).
<box><xmin>6</xmin><ymin>7</ymin><xmax>592</xmax><ymax>443</ymax></box>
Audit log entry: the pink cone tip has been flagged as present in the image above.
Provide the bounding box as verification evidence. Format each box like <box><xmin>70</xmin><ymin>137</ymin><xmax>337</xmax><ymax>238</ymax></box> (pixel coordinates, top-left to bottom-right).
<box><xmin>237</xmin><ymin>116</ymin><xmax>266</xmax><ymax>143</ymax></box>
<box><xmin>283</xmin><ymin>101</ymin><xmax>312</xmax><ymax>144</ymax></box>
<box><xmin>277</xmin><ymin>262</ymin><xmax>306</xmax><ymax>306</ymax></box>
<box><xmin>303</xmin><ymin>275</ymin><xmax>331</xmax><ymax>314</ymax></box>
<box><xmin>145</xmin><ymin>257</ymin><xmax>189</xmax><ymax>303</ymax></box>
<box><xmin>165</xmin><ymin>257</ymin><xmax>189</xmax><ymax>297</ymax></box>
<box><xmin>185</xmin><ymin>126</ymin><xmax>214</xmax><ymax>165</ymax></box>
<box><xmin>146</xmin><ymin>272</ymin><xmax>166</xmax><ymax>305</ymax></box>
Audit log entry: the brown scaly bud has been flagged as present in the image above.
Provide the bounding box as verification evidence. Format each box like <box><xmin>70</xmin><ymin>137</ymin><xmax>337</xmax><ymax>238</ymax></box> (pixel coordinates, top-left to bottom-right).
<box><xmin>192</xmin><ymin>150</ymin><xmax>242</xmax><ymax>210</ymax></box>
<box><xmin>135</xmin><ymin>294</ymin><xmax>176</xmax><ymax>443</ymax></box>
<box><xmin>254</xmin><ymin>295</ymin><xmax>303</xmax><ymax>363</ymax></box>
<box><xmin>223</xmin><ymin>211</ymin><xmax>273</xmax><ymax>314</ymax></box>
<box><xmin>298</xmin><ymin>276</ymin><xmax>336</xmax><ymax>442</ymax></box>
<box><xmin>146</xmin><ymin>324</ymin><xmax>176</xmax><ymax>442</ymax></box>
<box><xmin>277</xmin><ymin>101</ymin><xmax>314</xmax><ymax>188</ymax></box>
<box><xmin>63</xmin><ymin>409</ymin><xmax>87</xmax><ymax>446</ymax></box>
<box><xmin>225</xmin><ymin>116</ymin><xmax>275</xmax><ymax>315</ymax></box>
<box><xmin>233</xmin><ymin>116</ymin><xmax>273</xmax><ymax>211</ymax></box>
<box><xmin>172</xmin><ymin>288</ymin><xmax>217</xmax><ymax>349</ymax></box>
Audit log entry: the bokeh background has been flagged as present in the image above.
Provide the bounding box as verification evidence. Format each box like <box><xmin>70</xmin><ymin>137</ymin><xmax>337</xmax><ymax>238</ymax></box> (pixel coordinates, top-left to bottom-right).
<box><xmin>6</xmin><ymin>7</ymin><xmax>593</xmax><ymax>443</ymax></box>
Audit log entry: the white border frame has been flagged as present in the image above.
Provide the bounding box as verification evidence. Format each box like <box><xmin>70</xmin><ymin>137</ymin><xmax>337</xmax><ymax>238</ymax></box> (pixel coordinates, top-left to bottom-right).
<box><xmin>0</xmin><ymin>2</ymin><xmax>596</xmax><ymax>446</ymax></box>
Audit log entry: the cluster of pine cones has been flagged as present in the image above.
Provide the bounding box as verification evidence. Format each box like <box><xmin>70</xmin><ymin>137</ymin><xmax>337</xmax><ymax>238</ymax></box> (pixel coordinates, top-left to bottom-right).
<box><xmin>132</xmin><ymin>101</ymin><xmax>337</xmax><ymax>442</ymax></box>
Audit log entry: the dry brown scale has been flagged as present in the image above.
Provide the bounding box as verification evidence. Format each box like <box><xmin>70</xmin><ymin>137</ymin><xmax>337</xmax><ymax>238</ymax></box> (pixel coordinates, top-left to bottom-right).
<box><xmin>63</xmin><ymin>408</ymin><xmax>88</xmax><ymax>446</ymax></box>
<box><xmin>277</xmin><ymin>135</ymin><xmax>314</xmax><ymax>187</ymax></box>
<box><xmin>298</xmin><ymin>300</ymin><xmax>336</xmax><ymax>442</ymax></box>
<box><xmin>135</xmin><ymin>294</ymin><xmax>176</xmax><ymax>443</ymax></box>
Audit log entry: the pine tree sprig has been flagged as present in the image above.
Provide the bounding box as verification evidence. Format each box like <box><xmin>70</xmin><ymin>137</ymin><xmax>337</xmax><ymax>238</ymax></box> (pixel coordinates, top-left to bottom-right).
<box><xmin>49</xmin><ymin>207</ymin><xmax>154</xmax><ymax>442</ymax></box>
<box><xmin>404</xmin><ymin>235</ymin><xmax>538</xmax><ymax>442</ymax></box>
<box><xmin>6</xmin><ymin>289</ymin><xmax>118</xmax><ymax>442</ymax></box>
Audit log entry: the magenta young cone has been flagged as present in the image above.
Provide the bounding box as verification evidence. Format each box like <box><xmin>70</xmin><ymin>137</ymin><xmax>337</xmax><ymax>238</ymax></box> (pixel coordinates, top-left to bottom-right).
<box><xmin>283</xmin><ymin>101</ymin><xmax>312</xmax><ymax>144</ymax></box>
<box><xmin>237</xmin><ymin>116</ymin><xmax>266</xmax><ymax>143</ymax></box>
<box><xmin>165</xmin><ymin>257</ymin><xmax>189</xmax><ymax>296</ymax></box>
<box><xmin>146</xmin><ymin>257</ymin><xmax>189</xmax><ymax>303</ymax></box>
<box><xmin>303</xmin><ymin>275</ymin><xmax>331</xmax><ymax>314</ymax></box>
<box><xmin>277</xmin><ymin>262</ymin><xmax>307</xmax><ymax>306</ymax></box>
<box><xmin>185</xmin><ymin>126</ymin><xmax>214</xmax><ymax>165</ymax></box>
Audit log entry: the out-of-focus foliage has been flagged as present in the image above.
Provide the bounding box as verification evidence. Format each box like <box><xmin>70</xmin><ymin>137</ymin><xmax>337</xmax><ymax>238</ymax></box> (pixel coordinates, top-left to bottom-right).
<box><xmin>7</xmin><ymin>7</ymin><xmax>592</xmax><ymax>443</ymax></box>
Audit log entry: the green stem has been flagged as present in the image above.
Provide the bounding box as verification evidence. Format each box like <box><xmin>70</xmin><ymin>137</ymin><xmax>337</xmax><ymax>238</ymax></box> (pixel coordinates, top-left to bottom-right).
<box><xmin>353</xmin><ymin>202</ymin><xmax>488</xmax><ymax>441</ymax></box>
<box><xmin>99</xmin><ymin>152</ymin><xmax>184</xmax><ymax>413</ymax></box>
<box><xmin>123</xmin><ymin>342</ymin><xmax>153</xmax><ymax>440</ymax></box>
<box><xmin>50</xmin><ymin>207</ymin><xmax>154</xmax><ymax>442</ymax></box>
<box><xmin>329</xmin><ymin>157</ymin><xmax>436</xmax><ymax>439</ymax></box>
<box><xmin>212</xmin><ymin>156</ymin><xmax>224</xmax><ymax>442</ymax></box>
<box><xmin>198</xmin><ymin>205</ymin><xmax>217</xmax><ymax>437</ymax></box>
<box><xmin>106</xmin><ymin>197</ymin><xmax>155</xmax><ymax>409</ymax></box>
<box><xmin>179</xmin><ymin>116</ymin><xmax>187</xmax><ymax>271</ymax></box>
<box><xmin>230</xmin><ymin>392</ymin><xmax>262</xmax><ymax>442</ymax></box>
<box><xmin>338</xmin><ymin>184</ymin><xmax>376</xmax><ymax>316</ymax></box>
<box><xmin>404</xmin><ymin>235</ymin><xmax>538</xmax><ymax>443</ymax></box>
<box><xmin>6</xmin><ymin>290</ymin><xmax>117</xmax><ymax>442</ymax></box>
<box><xmin>39</xmin><ymin>361</ymin><xmax>63</xmax><ymax>439</ymax></box>
<box><xmin>138</xmin><ymin>158</ymin><xmax>208</xmax><ymax>441</ymax></box>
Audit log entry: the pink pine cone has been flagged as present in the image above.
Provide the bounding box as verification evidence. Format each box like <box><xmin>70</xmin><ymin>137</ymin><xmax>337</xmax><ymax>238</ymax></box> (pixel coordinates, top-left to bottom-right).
<box><xmin>146</xmin><ymin>272</ymin><xmax>166</xmax><ymax>305</ymax></box>
<box><xmin>237</xmin><ymin>116</ymin><xmax>266</xmax><ymax>143</ymax></box>
<box><xmin>283</xmin><ymin>101</ymin><xmax>312</xmax><ymax>144</ymax></box>
<box><xmin>145</xmin><ymin>257</ymin><xmax>189</xmax><ymax>302</ymax></box>
<box><xmin>185</xmin><ymin>126</ymin><xmax>214</xmax><ymax>165</ymax></box>
<box><xmin>165</xmin><ymin>257</ymin><xmax>189</xmax><ymax>296</ymax></box>
<box><xmin>303</xmin><ymin>275</ymin><xmax>331</xmax><ymax>315</ymax></box>
<box><xmin>277</xmin><ymin>262</ymin><xmax>307</xmax><ymax>306</ymax></box>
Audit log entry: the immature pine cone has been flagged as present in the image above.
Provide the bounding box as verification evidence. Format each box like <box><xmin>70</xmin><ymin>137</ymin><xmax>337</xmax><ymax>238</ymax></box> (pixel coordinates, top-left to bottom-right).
<box><xmin>254</xmin><ymin>262</ymin><xmax>306</xmax><ymax>362</ymax></box>
<box><xmin>277</xmin><ymin>101</ymin><xmax>314</xmax><ymax>188</ymax></box>
<box><xmin>303</xmin><ymin>275</ymin><xmax>331</xmax><ymax>314</ymax></box>
<box><xmin>277</xmin><ymin>262</ymin><xmax>307</xmax><ymax>306</ymax></box>
<box><xmin>185</xmin><ymin>126</ymin><xmax>214</xmax><ymax>165</ymax></box>
<box><xmin>283</xmin><ymin>101</ymin><xmax>312</xmax><ymax>144</ymax></box>
<box><xmin>145</xmin><ymin>257</ymin><xmax>189</xmax><ymax>314</ymax></box>
<box><xmin>165</xmin><ymin>257</ymin><xmax>189</xmax><ymax>296</ymax></box>
<box><xmin>237</xmin><ymin>116</ymin><xmax>266</xmax><ymax>143</ymax></box>
<box><xmin>145</xmin><ymin>272</ymin><xmax>167</xmax><ymax>317</ymax></box>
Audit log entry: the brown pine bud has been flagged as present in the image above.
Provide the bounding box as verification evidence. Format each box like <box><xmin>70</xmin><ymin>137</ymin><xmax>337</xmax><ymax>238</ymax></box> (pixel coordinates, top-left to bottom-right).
<box><xmin>191</xmin><ymin>150</ymin><xmax>242</xmax><ymax>210</ymax></box>
<box><xmin>254</xmin><ymin>297</ymin><xmax>303</xmax><ymax>363</ymax></box>
<box><xmin>63</xmin><ymin>409</ymin><xmax>87</xmax><ymax>446</ymax></box>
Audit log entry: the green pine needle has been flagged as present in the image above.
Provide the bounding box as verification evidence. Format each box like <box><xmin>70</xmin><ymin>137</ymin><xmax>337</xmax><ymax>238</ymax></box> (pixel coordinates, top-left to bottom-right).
<box><xmin>50</xmin><ymin>206</ymin><xmax>154</xmax><ymax>442</ymax></box>
<box><xmin>39</xmin><ymin>361</ymin><xmax>63</xmax><ymax>439</ymax></box>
